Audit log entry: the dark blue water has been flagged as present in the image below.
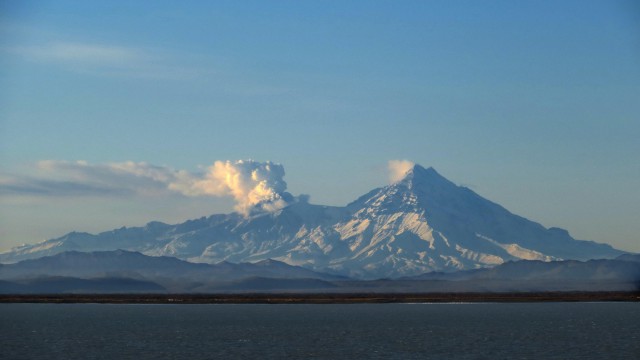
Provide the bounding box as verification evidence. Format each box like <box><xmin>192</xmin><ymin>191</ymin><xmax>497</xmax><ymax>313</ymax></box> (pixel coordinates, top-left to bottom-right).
<box><xmin>1</xmin><ymin>303</ymin><xmax>639</xmax><ymax>359</ymax></box>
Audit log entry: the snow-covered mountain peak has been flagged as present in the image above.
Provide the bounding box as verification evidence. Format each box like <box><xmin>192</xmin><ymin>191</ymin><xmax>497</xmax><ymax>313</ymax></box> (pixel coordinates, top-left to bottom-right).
<box><xmin>347</xmin><ymin>165</ymin><xmax>459</xmax><ymax>217</ymax></box>
<box><xmin>396</xmin><ymin>165</ymin><xmax>457</xmax><ymax>192</ymax></box>
<box><xmin>398</xmin><ymin>164</ymin><xmax>437</xmax><ymax>179</ymax></box>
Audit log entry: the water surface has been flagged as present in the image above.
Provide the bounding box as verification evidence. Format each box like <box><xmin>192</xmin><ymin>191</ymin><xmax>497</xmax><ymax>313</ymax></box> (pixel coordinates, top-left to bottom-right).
<box><xmin>2</xmin><ymin>303</ymin><xmax>638</xmax><ymax>359</ymax></box>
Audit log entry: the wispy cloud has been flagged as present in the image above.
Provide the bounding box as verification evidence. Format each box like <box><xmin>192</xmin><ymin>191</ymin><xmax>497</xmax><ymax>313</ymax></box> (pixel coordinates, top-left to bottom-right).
<box><xmin>11</xmin><ymin>42</ymin><xmax>142</xmax><ymax>65</ymax></box>
<box><xmin>0</xmin><ymin>161</ymin><xmax>183</xmax><ymax>198</ymax></box>
<box><xmin>6</xmin><ymin>41</ymin><xmax>207</xmax><ymax>80</ymax></box>
<box><xmin>0</xmin><ymin>176</ymin><xmax>133</xmax><ymax>197</ymax></box>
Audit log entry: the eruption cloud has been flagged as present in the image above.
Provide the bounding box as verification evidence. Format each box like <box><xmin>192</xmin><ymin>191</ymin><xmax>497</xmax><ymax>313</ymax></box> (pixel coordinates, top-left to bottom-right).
<box><xmin>4</xmin><ymin>159</ymin><xmax>295</xmax><ymax>216</ymax></box>
<box><xmin>171</xmin><ymin>160</ymin><xmax>292</xmax><ymax>215</ymax></box>
<box><xmin>388</xmin><ymin>160</ymin><xmax>415</xmax><ymax>183</ymax></box>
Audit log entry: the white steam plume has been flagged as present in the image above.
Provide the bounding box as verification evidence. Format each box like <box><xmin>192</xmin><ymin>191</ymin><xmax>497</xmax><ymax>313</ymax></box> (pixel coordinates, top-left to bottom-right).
<box><xmin>388</xmin><ymin>160</ymin><xmax>415</xmax><ymax>183</ymax></box>
<box><xmin>170</xmin><ymin>160</ymin><xmax>292</xmax><ymax>215</ymax></box>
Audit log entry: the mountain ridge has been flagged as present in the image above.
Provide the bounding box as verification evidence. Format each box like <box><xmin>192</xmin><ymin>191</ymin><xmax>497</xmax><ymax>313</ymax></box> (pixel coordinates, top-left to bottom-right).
<box><xmin>1</xmin><ymin>250</ymin><xmax>637</xmax><ymax>294</ymax></box>
<box><xmin>0</xmin><ymin>165</ymin><xmax>625</xmax><ymax>278</ymax></box>
<box><xmin>0</xmin><ymin>249</ymin><xmax>343</xmax><ymax>282</ymax></box>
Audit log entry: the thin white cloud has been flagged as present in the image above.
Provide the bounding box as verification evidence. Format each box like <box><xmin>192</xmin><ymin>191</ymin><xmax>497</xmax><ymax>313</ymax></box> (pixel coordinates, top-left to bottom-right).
<box><xmin>1</xmin><ymin>161</ymin><xmax>176</xmax><ymax>198</ymax></box>
<box><xmin>12</xmin><ymin>42</ymin><xmax>142</xmax><ymax>65</ymax></box>
<box><xmin>6</xmin><ymin>41</ymin><xmax>207</xmax><ymax>80</ymax></box>
<box><xmin>0</xmin><ymin>174</ymin><xmax>133</xmax><ymax>197</ymax></box>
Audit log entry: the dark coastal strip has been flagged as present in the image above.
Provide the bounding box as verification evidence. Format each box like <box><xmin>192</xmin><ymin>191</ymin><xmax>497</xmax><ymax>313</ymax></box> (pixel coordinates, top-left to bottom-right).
<box><xmin>1</xmin><ymin>292</ymin><xmax>639</xmax><ymax>304</ymax></box>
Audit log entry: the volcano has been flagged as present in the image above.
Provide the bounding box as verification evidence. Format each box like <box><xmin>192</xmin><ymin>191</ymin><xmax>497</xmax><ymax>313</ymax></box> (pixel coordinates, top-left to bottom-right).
<box><xmin>0</xmin><ymin>165</ymin><xmax>623</xmax><ymax>278</ymax></box>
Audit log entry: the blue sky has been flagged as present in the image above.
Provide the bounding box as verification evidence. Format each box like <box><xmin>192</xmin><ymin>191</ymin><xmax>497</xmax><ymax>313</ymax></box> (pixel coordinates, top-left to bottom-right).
<box><xmin>1</xmin><ymin>0</ymin><xmax>639</xmax><ymax>252</ymax></box>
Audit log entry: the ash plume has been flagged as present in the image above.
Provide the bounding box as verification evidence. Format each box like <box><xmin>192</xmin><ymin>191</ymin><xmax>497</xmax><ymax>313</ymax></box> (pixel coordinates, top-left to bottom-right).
<box><xmin>3</xmin><ymin>159</ymin><xmax>295</xmax><ymax>216</ymax></box>
<box><xmin>171</xmin><ymin>160</ymin><xmax>293</xmax><ymax>215</ymax></box>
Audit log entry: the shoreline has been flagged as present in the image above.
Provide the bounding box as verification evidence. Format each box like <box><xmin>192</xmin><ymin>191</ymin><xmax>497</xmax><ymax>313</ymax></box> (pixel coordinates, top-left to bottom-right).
<box><xmin>1</xmin><ymin>291</ymin><xmax>639</xmax><ymax>304</ymax></box>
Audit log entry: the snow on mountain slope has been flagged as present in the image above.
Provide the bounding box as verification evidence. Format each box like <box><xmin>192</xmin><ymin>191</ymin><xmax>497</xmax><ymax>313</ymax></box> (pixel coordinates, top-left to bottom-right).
<box><xmin>0</xmin><ymin>165</ymin><xmax>624</xmax><ymax>278</ymax></box>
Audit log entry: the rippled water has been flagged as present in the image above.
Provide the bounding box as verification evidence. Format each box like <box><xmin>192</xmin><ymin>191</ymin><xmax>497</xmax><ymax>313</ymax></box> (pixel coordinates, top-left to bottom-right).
<box><xmin>1</xmin><ymin>302</ymin><xmax>639</xmax><ymax>359</ymax></box>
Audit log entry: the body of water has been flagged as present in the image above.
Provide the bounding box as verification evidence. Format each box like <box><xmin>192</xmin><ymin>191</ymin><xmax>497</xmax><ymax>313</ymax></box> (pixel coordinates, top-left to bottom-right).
<box><xmin>1</xmin><ymin>302</ymin><xmax>639</xmax><ymax>359</ymax></box>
